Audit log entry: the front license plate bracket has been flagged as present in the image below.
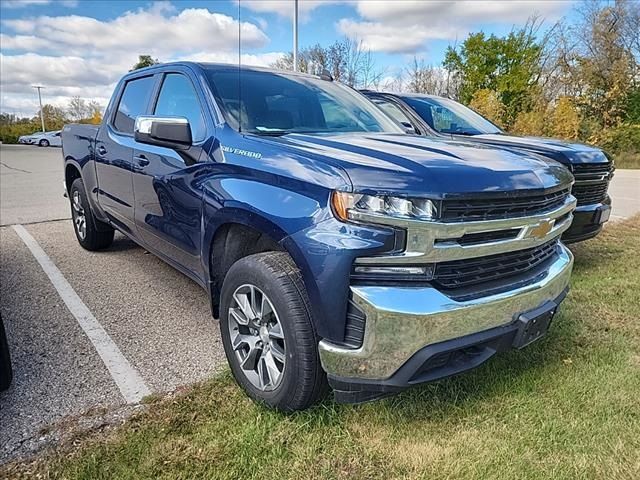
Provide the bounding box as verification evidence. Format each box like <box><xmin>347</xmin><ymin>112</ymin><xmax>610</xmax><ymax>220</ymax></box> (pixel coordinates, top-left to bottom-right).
<box><xmin>512</xmin><ymin>300</ymin><xmax>558</xmax><ymax>349</ymax></box>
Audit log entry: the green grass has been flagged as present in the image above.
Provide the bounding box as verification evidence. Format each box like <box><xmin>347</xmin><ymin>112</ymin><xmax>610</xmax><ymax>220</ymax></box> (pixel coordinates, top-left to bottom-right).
<box><xmin>613</xmin><ymin>151</ymin><xmax>640</xmax><ymax>169</ymax></box>
<box><xmin>6</xmin><ymin>218</ymin><xmax>640</xmax><ymax>480</ymax></box>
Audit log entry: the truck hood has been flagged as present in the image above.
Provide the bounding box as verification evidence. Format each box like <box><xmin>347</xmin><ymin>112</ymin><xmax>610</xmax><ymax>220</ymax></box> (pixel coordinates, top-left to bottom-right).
<box><xmin>470</xmin><ymin>134</ymin><xmax>609</xmax><ymax>165</ymax></box>
<box><xmin>257</xmin><ymin>133</ymin><xmax>573</xmax><ymax>198</ymax></box>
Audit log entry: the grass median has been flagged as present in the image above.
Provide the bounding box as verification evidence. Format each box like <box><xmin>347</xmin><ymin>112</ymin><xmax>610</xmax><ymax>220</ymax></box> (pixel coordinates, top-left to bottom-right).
<box><xmin>6</xmin><ymin>217</ymin><xmax>640</xmax><ymax>480</ymax></box>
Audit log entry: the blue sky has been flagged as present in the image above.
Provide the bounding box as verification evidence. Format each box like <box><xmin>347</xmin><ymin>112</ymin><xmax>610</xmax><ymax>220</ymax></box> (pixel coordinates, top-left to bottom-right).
<box><xmin>0</xmin><ymin>0</ymin><xmax>577</xmax><ymax>115</ymax></box>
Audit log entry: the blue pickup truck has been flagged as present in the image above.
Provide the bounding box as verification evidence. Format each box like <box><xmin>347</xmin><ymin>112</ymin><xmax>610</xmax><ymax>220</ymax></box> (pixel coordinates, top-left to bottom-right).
<box><xmin>62</xmin><ymin>63</ymin><xmax>576</xmax><ymax>410</ymax></box>
<box><xmin>363</xmin><ymin>91</ymin><xmax>613</xmax><ymax>243</ymax></box>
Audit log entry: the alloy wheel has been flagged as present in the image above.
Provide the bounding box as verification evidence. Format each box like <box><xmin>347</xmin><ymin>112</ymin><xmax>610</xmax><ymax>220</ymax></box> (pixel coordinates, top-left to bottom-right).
<box><xmin>228</xmin><ymin>284</ymin><xmax>286</xmax><ymax>391</ymax></box>
<box><xmin>71</xmin><ymin>190</ymin><xmax>87</xmax><ymax>240</ymax></box>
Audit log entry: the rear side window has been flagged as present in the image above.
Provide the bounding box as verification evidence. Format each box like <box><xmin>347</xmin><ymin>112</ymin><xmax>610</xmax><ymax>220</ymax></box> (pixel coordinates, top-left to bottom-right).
<box><xmin>154</xmin><ymin>73</ymin><xmax>206</xmax><ymax>142</ymax></box>
<box><xmin>113</xmin><ymin>76</ymin><xmax>155</xmax><ymax>134</ymax></box>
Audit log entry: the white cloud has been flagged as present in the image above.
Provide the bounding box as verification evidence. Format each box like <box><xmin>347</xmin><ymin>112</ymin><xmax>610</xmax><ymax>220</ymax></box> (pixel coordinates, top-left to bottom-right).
<box><xmin>339</xmin><ymin>0</ymin><xmax>573</xmax><ymax>53</ymax></box>
<box><xmin>2</xmin><ymin>5</ymin><xmax>269</xmax><ymax>56</ymax></box>
<box><xmin>337</xmin><ymin>19</ymin><xmax>459</xmax><ymax>53</ymax></box>
<box><xmin>241</xmin><ymin>0</ymin><xmax>343</xmax><ymax>21</ymax></box>
<box><xmin>183</xmin><ymin>51</ymin><xmax>285</xmax><ymax>67</ymax></box>
<box><xmin>0</xmin><ymin>3</ymin><xmax>279</xmax><ymax>115</ymax></box>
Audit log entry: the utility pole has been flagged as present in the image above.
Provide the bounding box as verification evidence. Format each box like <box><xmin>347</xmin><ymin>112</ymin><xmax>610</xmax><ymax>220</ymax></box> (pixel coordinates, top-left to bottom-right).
<box><xmin>293</xmin><ymin>0</ymin><xmax>298</xmax><ymax>72</ymax></box>
<box><xmin>32</xmin><ymin>85</ymin><xmax>45</xmax><ymax>132</ymax></box>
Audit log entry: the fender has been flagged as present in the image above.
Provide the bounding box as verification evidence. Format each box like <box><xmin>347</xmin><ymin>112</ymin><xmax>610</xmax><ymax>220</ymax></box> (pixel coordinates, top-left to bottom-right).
<box><xmin>64</xmin><ymin>156</ymin><xmax>110</xmax><ymax>226</ymax></box>
<box><xmin>200</xmin><ymin>175</ymin><xmax>334</xmax><ymax>271</ymax></box>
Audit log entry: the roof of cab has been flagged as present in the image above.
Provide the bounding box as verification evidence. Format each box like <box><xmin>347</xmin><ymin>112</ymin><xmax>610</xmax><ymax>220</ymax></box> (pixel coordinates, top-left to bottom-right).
<box><xmin>126</xmin><ymin>61</ymin><xmax>324</xmax><ymax>80</ymax></box>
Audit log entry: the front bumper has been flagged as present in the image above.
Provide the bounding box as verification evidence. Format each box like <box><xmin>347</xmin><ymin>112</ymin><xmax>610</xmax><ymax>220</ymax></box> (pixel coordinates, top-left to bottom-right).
<box><xmin>319</xmin><ymin>244</ymin><xmax>573</xmax><ymax>393</ymax></box>
<box><xmin>562</xmin><ymin>197</ymin><xmax>611</xmax><ymax>243</ymax></box>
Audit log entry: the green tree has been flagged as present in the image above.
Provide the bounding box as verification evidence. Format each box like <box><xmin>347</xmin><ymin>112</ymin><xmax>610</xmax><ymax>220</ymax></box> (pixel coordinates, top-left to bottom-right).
<box><xmin>131</xmin><ymin>55</ymin><xmax>159</xmax><ymax>71</ymax></box>
<box><xmin>443</xmin><ymin>19</ymin><xmax>544</xmax><ymax>126</ymax></box>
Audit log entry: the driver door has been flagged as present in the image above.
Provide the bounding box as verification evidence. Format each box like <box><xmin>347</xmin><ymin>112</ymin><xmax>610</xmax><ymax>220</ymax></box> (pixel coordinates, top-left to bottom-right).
<box><xmin>131</xmin><ymin>70</ymin><xmax>210</xmax><ymax>276</ymax></box>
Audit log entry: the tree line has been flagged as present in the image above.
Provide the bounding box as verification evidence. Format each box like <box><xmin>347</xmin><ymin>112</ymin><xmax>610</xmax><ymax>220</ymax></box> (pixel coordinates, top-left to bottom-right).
<box><xmin>0</xmin><ymin>97</ymin><xmax>103</xmax><ymax>144</ymax></box>
<box><xmin>272</xmin><ymin>0</ymin><xmax>639</xmax><ymax>165</ymax></box>
<box><xmin>2</xmin><ymin>1</ymin><xmax>637</xmax><ymax>164</ymax></box>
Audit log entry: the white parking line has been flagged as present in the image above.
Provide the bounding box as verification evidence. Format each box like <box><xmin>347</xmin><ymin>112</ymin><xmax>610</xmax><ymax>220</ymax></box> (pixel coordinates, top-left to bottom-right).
<box><xmin>12</xmin><ymin>224</ymin><xmax>151</xmax><ymax>404</ymax></box>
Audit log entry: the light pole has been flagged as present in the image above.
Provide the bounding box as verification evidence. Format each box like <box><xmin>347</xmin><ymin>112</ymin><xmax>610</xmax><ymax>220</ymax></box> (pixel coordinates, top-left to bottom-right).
<box><xmin>293</xmin><ymin>0</ymin><xmax>298</xmax><ymax>72</ymax></box>
<box><xmin>32</xmin><ymin>85</ymin><xmax>45</xmax><ymax>132</ymax></box>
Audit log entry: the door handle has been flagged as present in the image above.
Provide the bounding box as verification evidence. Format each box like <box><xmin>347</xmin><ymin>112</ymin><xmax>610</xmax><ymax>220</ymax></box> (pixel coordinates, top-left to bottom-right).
<box><xmin>134</xmin><ymin>154</ymin><xmax>150</xmax><ymax>167</ymax></box>
<box><xmin>97</xmin><ymin>145</ymin><xmax>107</xmax><ymax>156</ymax></box>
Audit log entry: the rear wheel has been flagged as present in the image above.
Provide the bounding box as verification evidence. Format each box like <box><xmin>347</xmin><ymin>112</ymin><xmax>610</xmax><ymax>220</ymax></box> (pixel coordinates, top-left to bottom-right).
<box><xmin>220</xmin><ymin>252</ymin><xmax>328</xmax><ymax>411</ymax></box>
<box><xmin>39</xmin><ymin>139</ymin><xmax>49</xmax><ymax>147</ymax></box>
<box><xmin>69</xmin><ymin>178</ymin><xmax>114</xmax><ymax>250</ymax></box>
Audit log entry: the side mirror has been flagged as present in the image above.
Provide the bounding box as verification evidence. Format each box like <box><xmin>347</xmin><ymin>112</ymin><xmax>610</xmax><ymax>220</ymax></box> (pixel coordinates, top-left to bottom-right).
<box><xmin>400</xmin><ymin>121</ymin><xmax>416</xmax><ymax>134</ymax></box>
<box><xmin>134</xmin><ymin>116</ymin><xmax>192</xmax><ymax>151</ymax></box>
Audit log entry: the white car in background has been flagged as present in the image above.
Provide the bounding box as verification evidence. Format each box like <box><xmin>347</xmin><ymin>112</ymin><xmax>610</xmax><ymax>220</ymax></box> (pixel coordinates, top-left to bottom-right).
<box><xmin>18</xmin><ymin>130</ymin><xmax>62</xmax><ymax>147</ymax></box>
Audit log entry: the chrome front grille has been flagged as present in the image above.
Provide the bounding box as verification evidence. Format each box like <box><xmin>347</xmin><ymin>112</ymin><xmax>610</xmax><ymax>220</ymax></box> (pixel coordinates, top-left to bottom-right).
<box><xmin>572</xmin><ymin>183</ymin><xmax>609</xmax><ymax>205</ymax></box>
<box><xmin>433</xmin><ymin>240</ymin><xmax>559</xmax><ymax>289</ymax></box>
<box><xmin>571</xmin><ymin>163</ymin><xmax>612</xmax><ymax>206</ymax></box>
<box><xmin>351</xmin><ymin>189</ymin><xmax>577</xmax><ymax>306</ymax></box>
<box><xmin>438</xmin><ymin>188</ymin><xmax>571</xmax><ymax>222</ymax></box>
<box><xmin>352</xmin><ymin>192</ymin><xmax>576</xmax><ymax>265</ymax></box>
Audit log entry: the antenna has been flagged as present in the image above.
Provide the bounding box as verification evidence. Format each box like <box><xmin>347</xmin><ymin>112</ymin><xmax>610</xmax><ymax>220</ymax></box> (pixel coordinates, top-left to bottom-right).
<box><xmin>238</xmin><ymin>0</ymin><xmax>242</xmax><ymax>133</ymax></box>
<box><xmin>293</xmin><ymin>0</ymin><xmax>299</xmax><ymax>72</ymax></box>
<box><xmin>32</xmin><ymin>85</ymin><xmax>46</xmax><ymax>132</ymax></box>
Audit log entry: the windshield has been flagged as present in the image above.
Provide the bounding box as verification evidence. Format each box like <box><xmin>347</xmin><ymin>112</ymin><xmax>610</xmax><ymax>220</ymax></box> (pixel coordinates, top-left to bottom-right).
<box><xmin>205</xmin><ymin>68</ymin><xmax>402</xmax><ymax>135</ymax></box>
<box><xmin>403</xmin><ymin>96</ymin><xmax>502</xmax><ymax>135</ymax></box>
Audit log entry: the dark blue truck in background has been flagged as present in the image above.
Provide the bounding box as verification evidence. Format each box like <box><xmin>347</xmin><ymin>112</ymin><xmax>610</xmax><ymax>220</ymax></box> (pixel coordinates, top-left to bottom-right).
<box><xmin>363</xmin><ymin>91</ymin><xmax>613</xmax><ymax>243</ymax></box>
<box><xmin>62</xmin><ymin>63</ymin><xmax>576</xmax><ymax>410</ymax></box>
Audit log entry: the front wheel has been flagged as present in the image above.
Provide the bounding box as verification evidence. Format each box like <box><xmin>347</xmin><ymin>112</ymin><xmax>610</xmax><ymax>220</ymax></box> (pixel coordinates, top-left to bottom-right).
<box><xmin>220</xmin><ymin>252</ymin><xmax>328</xmax><ymax>411</ymax></box>
<box><xmin>39</xmin><ymin>139</ymin><xmax>49</xmax><ymax>147</ymax></box>
<box><xmin>69</xmin><ymin>178</ymin><xmax>114</xmax><ymax>250</ymax></box>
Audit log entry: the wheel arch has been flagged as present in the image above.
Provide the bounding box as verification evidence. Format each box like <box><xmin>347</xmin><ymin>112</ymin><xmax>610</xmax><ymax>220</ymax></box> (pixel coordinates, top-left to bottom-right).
<box><xmin>65</xmin><ymin>162</ymin><xmax>82</xmax><ymax>196</ymax></box>
<box><xmin>203</xmin><ymin>209</ymin><xmax>318</xmax><ymax>325</ymax></box>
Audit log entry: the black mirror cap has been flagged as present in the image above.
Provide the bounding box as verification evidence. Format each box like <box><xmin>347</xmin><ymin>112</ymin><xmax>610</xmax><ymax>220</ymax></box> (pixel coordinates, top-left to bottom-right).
<box><xmin>134</xmin><ymin>116</ymin><xmax>192</xmax><ymax>151</ymax></box>
<box><xmin>401</xmin><ymin>121</ymin><xmax>416</xmax><ymax>134</ymax></box>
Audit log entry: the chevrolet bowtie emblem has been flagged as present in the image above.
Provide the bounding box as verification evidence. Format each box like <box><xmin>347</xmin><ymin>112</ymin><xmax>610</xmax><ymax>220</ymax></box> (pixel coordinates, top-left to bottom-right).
<box><xmin>529</xmin><ymin>219</ymin><xmax>554</xmax><ymax>239</ymax></box>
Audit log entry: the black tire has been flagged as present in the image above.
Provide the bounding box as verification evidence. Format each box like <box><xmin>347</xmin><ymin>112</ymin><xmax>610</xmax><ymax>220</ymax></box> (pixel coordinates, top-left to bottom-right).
<box><xmin>0</xmin><ymin>316</ymin><xmax>12</xmax><ymax>392</ymax></box>
<box><xmin>69</xmin><ymin>178</ymin><xmax>114</xmax><ymax>250</ymax></box>
<box><xmin>220</xmin><ymin>252</ymin><xmax>328</xmax><ymax>411</ymax></box>
<box><xmin>39</xmin><ymin>139</ymin><xmax>49</xmax><ymax>147</ymax></box>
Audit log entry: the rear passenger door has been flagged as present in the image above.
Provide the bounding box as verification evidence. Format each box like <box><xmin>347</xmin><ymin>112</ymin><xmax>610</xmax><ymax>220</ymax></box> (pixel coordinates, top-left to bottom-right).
<box><xmin>131</xmin><ymin>70</ymin><xmax>210</xmax><ymax>276</ymax></box>
<box><xmin>95</xmin><ymin>74</ymin><xmax>156</xmax><ymax>236</ymax></box>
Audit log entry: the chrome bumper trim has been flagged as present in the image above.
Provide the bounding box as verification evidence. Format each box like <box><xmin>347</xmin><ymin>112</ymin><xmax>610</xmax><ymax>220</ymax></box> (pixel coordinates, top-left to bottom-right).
<box><xmin>319</xmin><ymin>244</ymin><xmax>574</xmax><ymax>380</ymax></box>
<box><xmin>352</xmin><ymin>195</ymin><xmax>577</xmax><ymax>263</ymax></box>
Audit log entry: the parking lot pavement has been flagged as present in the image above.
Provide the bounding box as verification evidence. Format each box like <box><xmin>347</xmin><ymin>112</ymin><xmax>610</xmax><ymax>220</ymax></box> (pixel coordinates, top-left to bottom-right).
<box><xmin>609</xmin><ymin>169</ymin><xmax>640</xmax><ymax>221</ymax></box>
<box><xmin>0</xmin><ymin>145</ymin><xmax>69</xmax><ymax>226</ymax></box>
<box><xmin>1</xmin><ymin>220</ymin><xmax>226</xmax><ymax>462</ymax></box>
<box><xmin>0</xmin><ymin>143</ymin><xmax>638</xmax><ymax>464</ymax></box>
<box><xmin>0</xmin><ymin>226</ymin><xmax>124</xmax><ymax>461</ymax></box>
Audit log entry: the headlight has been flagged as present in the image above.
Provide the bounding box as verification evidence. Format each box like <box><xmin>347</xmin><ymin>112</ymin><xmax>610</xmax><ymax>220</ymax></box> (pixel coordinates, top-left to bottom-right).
<box><xmin>331</xmin><ymin>191</ymin><xmax>437</xmax><ymax>222</ymax></box>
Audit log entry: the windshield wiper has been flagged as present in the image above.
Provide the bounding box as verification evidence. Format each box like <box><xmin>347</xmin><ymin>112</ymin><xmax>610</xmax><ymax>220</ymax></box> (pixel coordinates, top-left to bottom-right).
<box><xmin>454</xmin><ymin>131</ymin><xmax>477</xmax><ymax>136</ymax></box>
<box><xmin>251</xmin><ymin>127</ymin><xmax>290</xmax><ymax>136</ymax></box>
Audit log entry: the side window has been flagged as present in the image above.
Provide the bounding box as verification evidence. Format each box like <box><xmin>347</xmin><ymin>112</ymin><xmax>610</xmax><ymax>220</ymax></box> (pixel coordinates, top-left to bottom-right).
<box><xmin>113</xmin><ymin>76</ymin><xmax>155</xmax><ymax>134</ymax></box>
<box><xmin>373</xmin><ymin>98</ymin><xmax>413</xmax><ymax>126</ymax></box>
<box><xmin>154</xmin><ymin>73</ymin><xmax>206</xmax><ymax>142</ymax></box>
<box><xmin>318</xmin><ymin>94</ymin><xmax>381</xmax><ymax>132</ymax></box>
